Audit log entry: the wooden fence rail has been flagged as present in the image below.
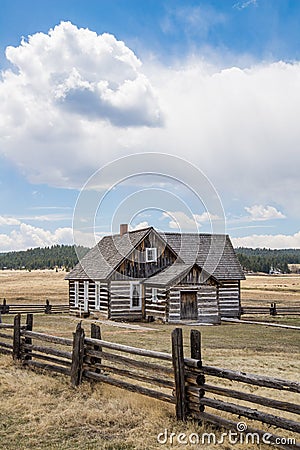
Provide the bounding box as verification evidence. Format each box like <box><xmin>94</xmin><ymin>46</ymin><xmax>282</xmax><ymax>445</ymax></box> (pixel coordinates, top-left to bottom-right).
<box><xmin>241</xmin><ymin>303</ymin><xmax>300</xmax><ymax>316</ymax></box>
<box><xmin>0</xmin><ymin>315</ymin><xmax>299</xmax><ymax>450</ymax></box>
<box><xmin>0</xmin><ymin>299</ymin><xmax>69</xmax><ymax>315</ymax></box>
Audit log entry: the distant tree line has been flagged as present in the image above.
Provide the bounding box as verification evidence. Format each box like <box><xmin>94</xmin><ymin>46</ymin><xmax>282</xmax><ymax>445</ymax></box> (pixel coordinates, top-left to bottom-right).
<box><xmin>235</xmin><ymin>248</ymin><xmax>300</xmax><ymax>274</ymax></box>
<box><xmin>1</xmin><ymin>244</ymin><xmax>299</xmax><ymax>274</ymax></box>
<box><xmin>0</xmin><ymin>245</ymin><xmax>89</xmax><ymax>271</ymax></box>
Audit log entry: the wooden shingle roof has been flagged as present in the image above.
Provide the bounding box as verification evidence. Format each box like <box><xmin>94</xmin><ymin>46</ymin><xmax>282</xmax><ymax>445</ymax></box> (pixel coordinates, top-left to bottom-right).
<box><xmin>143</xmin><ymin>263</ymin><xmax>193</xmax><ymax>287</ymax></box>
<box><xmin>162</xmin><ymin>233</ymin><xmax>245</xmax><ymax>280</ymax></box>
<box><xmin>66</xmin><ymin>227</ymin><xmax>245</xmax><ymax>281</ymax></box>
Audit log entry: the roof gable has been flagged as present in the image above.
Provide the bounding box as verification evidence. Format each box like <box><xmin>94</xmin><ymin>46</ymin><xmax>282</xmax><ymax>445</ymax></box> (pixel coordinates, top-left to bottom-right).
<box><xmin>66</xmin><ymin>227</ymin><xmax>152</xmax><ymax>280</ymax></box>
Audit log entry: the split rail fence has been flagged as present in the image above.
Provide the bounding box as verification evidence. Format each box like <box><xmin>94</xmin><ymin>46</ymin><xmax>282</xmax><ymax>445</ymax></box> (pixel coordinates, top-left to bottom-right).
<box><xmin>241</xmin><ymin>302</ymin><xmax>300</xmax><ymax>316</ymax></box>
<box><xmin>0</xmin><ymin>299</ymin><xmax>69</xmax><ymax>315</ymax></box>
<box><xmin>0</xmin><ymin>314</ymin><xmax>299</xmax><ymax>450</ymax></box>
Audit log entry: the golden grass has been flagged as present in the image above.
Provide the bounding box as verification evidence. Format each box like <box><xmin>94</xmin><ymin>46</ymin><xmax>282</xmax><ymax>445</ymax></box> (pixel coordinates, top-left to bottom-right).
<box><xmin>241</xmin><ymin>274</ymin><xmax>300</xmax><ymax>306</ymax></box>
<box><xmin>0</xmin><ymin>269</ymin><xmax>68</xmax><ymax>304</ymax></box>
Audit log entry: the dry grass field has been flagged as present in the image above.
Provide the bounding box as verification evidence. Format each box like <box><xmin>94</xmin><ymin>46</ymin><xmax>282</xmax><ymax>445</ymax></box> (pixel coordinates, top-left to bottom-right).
<box><xmin>242</xmin><ymin>274</ymin><xmax>300</xmax><ymax>307</ymax></box>
<box><xmin>0</xmin><ymin>269</ymin><xmax>68</xmax><ymax>304</ymax></box>
<box><xmin>0</xmin><ymin>270</ymin><xmax>299</xmax><ymax>449</ymax></box>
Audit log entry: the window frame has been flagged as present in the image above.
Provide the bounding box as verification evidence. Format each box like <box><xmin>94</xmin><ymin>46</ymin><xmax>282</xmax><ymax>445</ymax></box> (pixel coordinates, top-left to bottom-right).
<box><xmin>84</xmin><ymin>280</ymin><xmax>89</xmax><ymax>312</ymax></box>
<box><xmin>74</xmin><ymin>281</ymin><xmax>79</xmax><ymax>307</ymax></box>
<box><xmin>95</xmin><ymin>281</ymin><xmax>101</xmax><ymax>310</ymax></box>
<box><xmin>151</xmin><ymin>287</ymin><xmax>158</xmax><ymax>303</ymax></box>
<box><xmin>130</xmin><ymin>282</ymin><xmax>142</xmax><ymax>310</ymax></box>
<box><xmin>145</xmin><ymin>247</ymin><xmax>157</xmax><ymax>263</ymax></box>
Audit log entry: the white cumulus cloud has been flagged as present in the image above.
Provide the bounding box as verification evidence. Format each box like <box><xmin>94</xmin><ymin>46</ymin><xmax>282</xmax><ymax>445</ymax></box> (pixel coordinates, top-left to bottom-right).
<box><xmin>245</xmin><ymin>205</ymin><xmax>285</xmax><ymax>221</ymax></box>
<box><xmin>0</xmin><ymin>220</ymin><xmax>73</xmax><ymax>251</ymax></box>
<box><xmin>0</xmin><ymin>22</ymin><xmax>162</xmax><ymax>185</ymax></box>
<box><xmin>1</xmin><ymin>22</ymin><xmax>300</xmax><ymax>224</ymax></box>
<box><xmin>129</xmin><ymin>221</ymin><xmax>150</xmax><ymax>231</ymax></box>
<box><xmin>161</xmin><ymin>211</ymin><xmax>220</xmax><ymax>231</ymax></box>
<box><xmin>232</xmin><ymin>231</ymin><xmax>300</xmax><ymax>249</ymax></box>
<box><xmin>0</xmin><ymin>216</ymin><xmax>21</xmax><ymax>226</ymax></box>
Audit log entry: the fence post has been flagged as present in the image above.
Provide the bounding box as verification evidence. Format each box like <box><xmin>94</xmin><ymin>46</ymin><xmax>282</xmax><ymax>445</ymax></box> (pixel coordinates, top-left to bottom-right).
<box><xmin>13</xmin><ymin>314</ymin><xmax>21</xmax><ymax>360</ymax></box>
<box><xmin>270</xmin><ymin>302</ymin><xmax>277</xmax><ymax>316</ymax></box>
<box><xmin>190</xmin><ymin>329</ymin><xmax>202</xmax><ymax>364</ymax></box>
<box><xmin>70</xmin><ymin>322</ymin><xmax>85</xmax><ymax>386</ymax></box>
<box><xmin>45</xmin><ymin>299</ymin><xmax>52</xmax><ymax>314</ymax></box>
<box><xmin>171</xmin><ymin>328</ymin><xmax>186</xmax><ymax>420</ymax></box>
<box><xmin>2</xmin><ymin>298</ymin><xmax>9</xmax><ymax>314</ymax></box>
<box><xmin>190</xmin><ymin>329</ymin><xmax>205</xmax><ymax>413</ymax></box>
<box><xmin>91</xmin><ymin>323</ymin><xmax>101</xmax><ymax>373</ymax></box>
<box><xmin>24</xmin><ymin>314</ymin><xmax>33</xmax><ymax>361</ymax></box>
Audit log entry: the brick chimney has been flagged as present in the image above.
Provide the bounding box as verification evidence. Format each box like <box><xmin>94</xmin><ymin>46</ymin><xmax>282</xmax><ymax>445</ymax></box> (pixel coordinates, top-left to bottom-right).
<box><xmin>120</xmin><ymin>224</ymin><xmax>128</xmax><ymax>236</ymax></box>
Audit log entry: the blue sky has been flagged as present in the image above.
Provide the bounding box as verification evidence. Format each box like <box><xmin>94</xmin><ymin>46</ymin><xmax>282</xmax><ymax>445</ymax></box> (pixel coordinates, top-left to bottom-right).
<box><xmin>0</xmin><ymin>0</ymin><xmax>300</xmax><ymax>250</ymax></box>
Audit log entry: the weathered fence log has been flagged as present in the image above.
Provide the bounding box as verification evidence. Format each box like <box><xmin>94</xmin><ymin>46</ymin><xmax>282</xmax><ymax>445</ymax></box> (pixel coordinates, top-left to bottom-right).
<box><xmin>84</xmin><ymin>337</ymin><xmax>172</xmax><ymax>361</ymax></box>
<box><xmin>186</xmin><ymin>396</ymin><xmax>205</xmax><ymax>412</ymax></box>
<box><xmin>86</xmin><ymin>363</ymin><xmax>174</xmax><ymax>389</ymax></box>
<box><xmin>27</xmin><ymin>352</ymin><xmax>72</xmax><ymax>367</ymax></box>
<box><xmin>199</xmin><ymin>397</ymin><xmax>300</xmax><ymax>433</ymax></box>
<box><xmin>0</xmin><ymin>342</ymin><xmax>13</xmax><ymax>350</ymax></box>
<box><xmin>70</xmin><ymin>322</ymin><xmax>85</xmax><ymax>386</ymax></box>
<box><xmin>22</xmin><ymin>343</ymin><xmax>72</xmax><ymax>360</ymax></box>
<box><xmin>185</xmin><ymin>371</ymin><xmax>206</xmax><ymax>386</ymax></box>
<box><xmin>0</xmin><ymin>331</ymin><xmax>13</xmax><ymax>340</ymax></box>
<box><xmin>85</xmin><ymin>348</ymin><xmax>173</xmax><ymax>375</ymax></box>
<box><xmin>83</xmin><ymin>370</ymin><xmax>175</xmax><ymax>404</ymax></box>
<box><xmin>184</xmin><ymin>357</ymin><xmax>202</xmax><ymax>369</ymax></box>
<box><xmin>185</xmin><ymin>372</ymin><xmax>205</xmax><ymax>386</ymax></box>
<box><xmin>25</xmin><ymin>359</ymin><xmax>71</xmax><ymax>376</ymax></box>
<box><xmin>21</xmin><ymin>330</ymin><xmax>72</xmax><ymax>346</ymax></box>
<box><xmin>187</xmin><ymin>402</ymin><xmax>206</xmax><ymax>415</ymax></box>
<box><xmin>172</xmin><ymin>328</ymin><xmax>186</xmax><ymax>421</ymax></box>
<box><xmin>0</xmin><ymin>348</ymin><xmax>11</xmax><ymax>355</ymax></box>
<box><xmin>0</xmin><ymin>324</ymin><xmax>14</xmax><ymax>329</ymax></box>
<box><xmin>201</xmin><ymin>366</ymin><xmax>300</xmax><ymax>393</ymax></box>
<box><xmin>187</xmin><ymin>383</ymin><xmax>300</xmax><ymax>415</ymax></box>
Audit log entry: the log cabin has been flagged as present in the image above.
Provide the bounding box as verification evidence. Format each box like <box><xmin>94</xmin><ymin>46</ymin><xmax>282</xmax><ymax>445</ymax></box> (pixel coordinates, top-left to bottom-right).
<box><xmin>65</xmin><ymin>225</ymin><xmax>245</xmax><ymax>324</ymax></box>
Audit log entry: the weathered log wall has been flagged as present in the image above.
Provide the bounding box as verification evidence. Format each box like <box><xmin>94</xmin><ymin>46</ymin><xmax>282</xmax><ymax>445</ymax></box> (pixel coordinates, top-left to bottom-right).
<box><xmin>218</xmin><ymin>280</ymin><xmax>240</xmax><ymax>318</ymax></box>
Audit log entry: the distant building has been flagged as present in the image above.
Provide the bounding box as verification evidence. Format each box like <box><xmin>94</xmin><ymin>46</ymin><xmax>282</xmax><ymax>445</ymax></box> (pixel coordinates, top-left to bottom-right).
<box><xmin>269</xmin><ymin>266</ymin><xmax>282</xmax><ymax>275</ymax></box>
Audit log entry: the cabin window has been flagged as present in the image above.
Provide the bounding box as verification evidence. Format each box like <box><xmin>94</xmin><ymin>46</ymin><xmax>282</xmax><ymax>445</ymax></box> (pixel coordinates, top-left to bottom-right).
<box><xmin>74</xmin><ymin>281</ymin><xmax>79</xmax><ymax>307</ymax></box>
<box><xmin>146</xmin><ymin>247</ymin><xmax>157</xmax><ymax>262</ymax></box>
<box><xmin>130</xmin><ymin>282</ymin><xmax>142</xmax><ymax>309</ymax></box>
<box><xmin>95</xmin><ymin>281</ymin><xmax>101</xmax><ymax>310</ymax></box>
<box><xmin>151</xmin><ymin>287</ymin><xmax>158</xmax><ymax>303</ymax></box>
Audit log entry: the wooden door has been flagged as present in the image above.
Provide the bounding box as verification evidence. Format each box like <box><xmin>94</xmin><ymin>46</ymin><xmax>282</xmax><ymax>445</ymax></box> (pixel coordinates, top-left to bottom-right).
<box><xmin>180</xmin><ymin>291</ymin><xmax>198</xmax><ymax>320</ymax></box>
